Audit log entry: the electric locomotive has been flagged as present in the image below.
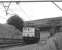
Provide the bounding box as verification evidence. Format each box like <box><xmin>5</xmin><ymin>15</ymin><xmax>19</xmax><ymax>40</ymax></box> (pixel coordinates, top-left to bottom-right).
<box><xmin>22</xmin><ymin>27</ymin><xmax>40</xmax><ymax>44</ymax></box>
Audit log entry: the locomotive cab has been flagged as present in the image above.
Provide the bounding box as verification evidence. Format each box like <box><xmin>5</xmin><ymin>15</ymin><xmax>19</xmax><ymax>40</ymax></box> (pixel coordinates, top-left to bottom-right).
<box><xmin>22</xmin><ymin>27</ymin><xmax>40</xmax><ymax>44</ymax></box>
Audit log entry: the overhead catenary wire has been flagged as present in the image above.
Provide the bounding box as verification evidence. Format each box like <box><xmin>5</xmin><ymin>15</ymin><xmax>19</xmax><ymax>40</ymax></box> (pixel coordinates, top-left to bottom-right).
<box><xmin>2</xmin><ymin>2</ymin><xmax>12</xmax><ymax>15</ymax></box>
<box><xmin>16</xmin><ymin>3</ymin><xmax>32</xmax><ymax>21</ymax></box>
<box><xmin>52</xmin><ymin>2</ymin><xmax>62</xmax><ymax>12</ymax></box>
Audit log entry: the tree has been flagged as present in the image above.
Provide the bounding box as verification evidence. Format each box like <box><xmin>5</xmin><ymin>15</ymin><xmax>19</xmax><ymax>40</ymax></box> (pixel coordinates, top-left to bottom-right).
<box><xmin>47</xmin><ymin>19</ymin><xmax>61</xmax><ymax>37</ymax></box>
<box><xmin>47</xmin><ymin>18</ymin><xmax>62</xmax><ymax>50</ymax></box>
<box><xmin>7</xmin><ymin>15</ymin><xmax>24</xmax><ymax>32</ymax></box>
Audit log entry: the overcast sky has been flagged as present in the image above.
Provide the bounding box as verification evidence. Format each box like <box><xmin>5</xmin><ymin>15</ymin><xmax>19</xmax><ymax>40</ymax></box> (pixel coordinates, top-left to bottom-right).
<box><xmin>0</xmin><ymin>2</ymin><xmax>62</xmax><ymax>24</ymax></box>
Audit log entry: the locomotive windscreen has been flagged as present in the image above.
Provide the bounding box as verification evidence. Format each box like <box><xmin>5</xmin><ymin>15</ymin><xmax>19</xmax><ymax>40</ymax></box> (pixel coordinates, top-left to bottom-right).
<box><xmin>23</xmin><ymin>27</ymin><xmax>35</xmax><ymax>37</ymax></box>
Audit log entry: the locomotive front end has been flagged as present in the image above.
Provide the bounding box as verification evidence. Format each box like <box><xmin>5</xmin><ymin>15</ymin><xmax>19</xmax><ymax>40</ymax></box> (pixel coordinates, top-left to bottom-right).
<box><xmin>22</xmin><ymin>27</ymin><xmax>40</xmax><ymax>44</ymax></box>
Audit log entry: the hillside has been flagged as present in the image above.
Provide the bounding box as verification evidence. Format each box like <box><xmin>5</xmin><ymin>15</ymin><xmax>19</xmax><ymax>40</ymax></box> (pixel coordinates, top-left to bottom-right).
<box><xmin>0</xmin><ymin>24</ymin><xmax>22</xmax><ymax>39</ymax></box>
<box><xmin>24</xmin><ymin>17</ymin><xmax>62</xmax><ymax>27</ymax></box>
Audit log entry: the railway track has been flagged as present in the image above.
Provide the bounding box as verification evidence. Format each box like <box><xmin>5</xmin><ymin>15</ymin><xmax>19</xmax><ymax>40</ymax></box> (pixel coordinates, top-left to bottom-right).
<box><xmin>0</xmin><ymin>38</ymin><xmax>39</xmax><ymax>48</ymax></box>
<box><xmin>0</xmin><ymin>38</ymin><xmax>25</xmax><ymax>48</ymax></box>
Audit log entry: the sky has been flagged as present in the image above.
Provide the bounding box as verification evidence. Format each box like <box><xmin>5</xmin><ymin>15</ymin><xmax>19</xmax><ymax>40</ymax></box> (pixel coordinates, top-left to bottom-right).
<box><xmin>0</xmin><ymin>2</ymin><xmax>62</xmax><ymax>24</ymax></box>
